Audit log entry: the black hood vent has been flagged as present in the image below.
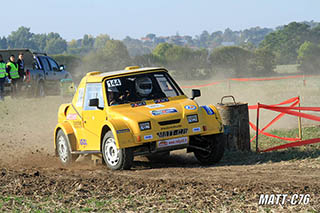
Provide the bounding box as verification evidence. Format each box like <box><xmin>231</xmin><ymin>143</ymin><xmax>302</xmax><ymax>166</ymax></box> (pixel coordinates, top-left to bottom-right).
<box><xmin>158</xmin><ymin>119</ymin><xmax>180</xmax><ymax>126</ymax></box>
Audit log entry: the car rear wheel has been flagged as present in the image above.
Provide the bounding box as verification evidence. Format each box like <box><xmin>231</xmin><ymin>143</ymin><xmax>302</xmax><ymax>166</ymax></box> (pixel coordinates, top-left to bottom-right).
<box><xmin>102</xmin><ymin>131</ymin><xmax>133</xmax><ymax>170</ymax></box>
<box><xmin>56</xmin><ymin>130</ymin><xmax>77</xmax><ymax>165</ymax></box>
<box><xmin>193</xmin><ymin>134</ymin><xmax>225</xmax><ymax>165</ymax></box>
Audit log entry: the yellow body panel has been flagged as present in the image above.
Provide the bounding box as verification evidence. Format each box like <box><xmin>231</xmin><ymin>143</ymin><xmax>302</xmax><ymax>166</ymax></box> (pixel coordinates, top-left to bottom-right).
<box><xmin>54</xmin><ymin>67</ymin><xmax>224</xmax><ymax>153</ymax></box>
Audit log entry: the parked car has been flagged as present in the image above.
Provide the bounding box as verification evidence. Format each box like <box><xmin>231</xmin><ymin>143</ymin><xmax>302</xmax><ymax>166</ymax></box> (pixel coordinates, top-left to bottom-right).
<box><xmin>0</xmin><ymin>49</ymin><xmax>72</xmax><ymax>97</ymax></box>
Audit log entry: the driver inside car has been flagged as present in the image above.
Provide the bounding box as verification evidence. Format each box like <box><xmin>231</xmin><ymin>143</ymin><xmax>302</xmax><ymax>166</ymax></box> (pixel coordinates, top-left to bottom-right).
<box><xmin>108</xmin><ymin>87</ymin><xmax>120</xmax><ymax>106</ymax></box>
<box><xmin>108</xmin><ymin>87</ymin><xmax>130</xmax><ymax>105</ymax></box>
<box><xmin>135</xmin><ymin>76</ymin><xmax>153</xmax><ymax>101</ymax></box>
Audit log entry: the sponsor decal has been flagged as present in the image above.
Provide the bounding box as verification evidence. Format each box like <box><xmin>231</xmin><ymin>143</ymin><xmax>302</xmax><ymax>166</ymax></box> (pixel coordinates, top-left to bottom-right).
<box><xmin>106</xmin><ymin>79</ymin><xmax>121</xmax><ymax>87</ymax></box>
<box><xmin>157</xmin><ymin>128</ymin><xmax>188</xmax><ymax>138</ymax></box>
<box><xmin>80</xmin><ymin>139</ymin><xmax>87</xmax><ymax>146</ymax></box>
<box><xmin>201</xmin><ymin>105</ymin><xmax>215</xmax><ymax>115</ymax></box>
<box><xmin>193</xmin><ymin>127</ymin><xmax>201</xmax><ymax>132</ymax></box>
<box><xmin>144</xmin><ymin>135</ymin><xmax>153</xmax><ymax>140</ymax></box>
<box><xmin>145</xmin><ymin>104</ymin><xmax>164</xmax><ymax>109</ymax></box>
<box><xmin>157</xmin><ymin>137</ymin><xmax>188</xmax><ymax>148</ymax></box>
<box><xmin>151</xmin><ymin>108</ymin><xmax>178</xmax><ymax>116</ymax></box>
<box><xmin>116</xmin><ymin>129</ymin><xmax>130</xmax><ymax>134</ymax></box>
<box><xmin>154</xmin><ymin>98</ymin><xmax>169</xmax><ymax>104</ymax></box>
<box><xmin>185</xmin><ymin>105</ymin><xmax>197</xmax><ymax>110</ymax></box>
<box><xmin>131</xmin><ymin>101</ymin><xmax>146</xmax><ymax>107</ymax></box>
<box><xmin>67</xmin><ymin>113</ymin><xmax>77</xmax><ymax>120</ymax></box>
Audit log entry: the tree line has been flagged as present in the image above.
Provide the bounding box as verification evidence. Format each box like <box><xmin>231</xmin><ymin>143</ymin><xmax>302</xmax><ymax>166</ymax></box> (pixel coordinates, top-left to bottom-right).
<box><xmin>1</xmin><ymin>21</ymin><xmax>320</xmax><ymax>80</ymax></box>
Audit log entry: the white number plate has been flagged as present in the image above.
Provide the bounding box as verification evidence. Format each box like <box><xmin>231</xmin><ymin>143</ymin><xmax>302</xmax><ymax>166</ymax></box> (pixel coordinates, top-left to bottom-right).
<box><xmin>157</xmin><ymin>137</ymin><xmax>188</xmax><ymax>148</ymax></box>
<box><xmin>107</xmin><ymin>79</ymin><xmax>121</xmax><ymax>87</ymax></box>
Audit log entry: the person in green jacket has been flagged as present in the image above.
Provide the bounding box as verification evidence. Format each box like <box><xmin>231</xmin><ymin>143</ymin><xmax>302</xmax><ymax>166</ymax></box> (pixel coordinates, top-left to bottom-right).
<box><xmin>0</xmin><ymin>54</ymin><xmax>8</xmax><ymax>101</ymax></box>
<box><xmin>6</xmin><ymin>55</ymin><xmax>20</xmax><ymax>98</ymax></box>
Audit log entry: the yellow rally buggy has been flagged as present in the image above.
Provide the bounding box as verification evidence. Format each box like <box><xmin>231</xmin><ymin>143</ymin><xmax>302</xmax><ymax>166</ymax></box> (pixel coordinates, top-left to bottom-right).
<box><xmin>54</xmin><ymin>66</ymin><xmax>225</xmax><ymax>170</ymax></box>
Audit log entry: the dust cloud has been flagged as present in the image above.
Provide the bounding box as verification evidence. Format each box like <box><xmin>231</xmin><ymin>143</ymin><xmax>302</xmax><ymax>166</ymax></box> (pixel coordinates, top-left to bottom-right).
<box><xmin>0</xmin><ymin>75</ymin><xmax>319</xmax><ymax>166</ymax></box>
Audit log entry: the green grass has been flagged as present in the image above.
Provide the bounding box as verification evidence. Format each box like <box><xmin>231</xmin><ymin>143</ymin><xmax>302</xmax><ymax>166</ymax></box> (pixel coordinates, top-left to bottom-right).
<box><xmin>254</xmin><ymin>125</ymin><xmax>320</xmax><ymax>151</ymax></box>
<box><xmin>0</xmin><ymin>196</ymin><xmax>117</xmax><ymax>212</ymax></box>
<box><xmin>221</xmin><ymin>126</ymin><xmax>320</xmax><ymax>166</ymax></box>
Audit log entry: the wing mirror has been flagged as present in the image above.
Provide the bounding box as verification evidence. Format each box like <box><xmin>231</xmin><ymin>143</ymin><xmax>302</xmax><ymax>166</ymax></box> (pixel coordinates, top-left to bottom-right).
<box><xmin>89</xmin><ymin>98</ymin><xmax>104</xmax><ymax>110</ymax></box>
<box><xmin>59</xmin><ymin>64</ymin><xmax>65</xmax><ymax>71</ymax></box>
<box><xmin>191</xmin><ymin>89</ymin><xmax>201</xmax><ymax>100</ymax></box>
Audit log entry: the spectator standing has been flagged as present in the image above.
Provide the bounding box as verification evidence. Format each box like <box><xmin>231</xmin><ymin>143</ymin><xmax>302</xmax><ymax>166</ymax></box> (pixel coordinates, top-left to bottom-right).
<box><xmin>0</xmin><ymin>54</ymin><xmax>8</xmax><ymax>101</ymax></box>
<box><xmin>6</xmin><ymin>55</ymin><xmax>20</xmax><ymax>98</ymax></box>
<box><xmin>17</xmin><ymin>52</ymin><xmax>25</xmax><ymax>84</ymax></box>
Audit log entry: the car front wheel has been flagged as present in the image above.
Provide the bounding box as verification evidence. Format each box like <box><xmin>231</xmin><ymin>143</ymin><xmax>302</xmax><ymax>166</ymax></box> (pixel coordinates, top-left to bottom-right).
<box><xmin>193</xmin><ymin>134</ymin><xmax>225</xmax><ymax>165</ymax></box>
<box><xmin>102</xmin><ymin>131</ymin><xmax>133</xmax><ymax>170</ymax></box>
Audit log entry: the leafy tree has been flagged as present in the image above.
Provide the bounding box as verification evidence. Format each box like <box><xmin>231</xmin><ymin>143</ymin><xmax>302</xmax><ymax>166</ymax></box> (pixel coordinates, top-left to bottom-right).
<box><xmin>248</xmin><ymin>48</ymin><xmax>276</xmax><ymax>76</ymax></box>
<box><xmin>123</xmin><ymin>36</ymin><xmax>151</xmax><ymax>57</ymax></box>
<box><xmin>240</xmin><ymin>27</ymin><xmax>273</xmax><ymax>46</ymax></box>
<box><xmin>209</xmin><ymin>46</ymin><xmax>253</xmax><ymax>77</ymax></box>
<box><xmin>82</xmin><ymin>40</ymin><xmax>131</xmax><ymax>72</ymax></box>
<box><xmin>7</xmin><ymin>26</ymin><xmax>37</xmax><ymax>50</ymax></box>
<box><xmin>151</xmin><ymin>43</ymin><xmax>210</xmax><ymax>79</ymax></box>
<box><xmin>146</xmin><ymin>33</ymin><xmax>156</xmax><ymax>41</ymax></box>
<box><xmin>0</xmin><ymin>37</ymin><xmax>8</xmax><ymax>49</ymax></box>
<box><xmin>82</xmin><ymin>34</ymin><xmax>95</xmax><ymax>48</ymax></box>
<box><xmin>32</xmin><ymin>34</ymin><xmax>48</xmax><ymax>52</ymax></box>
<box><xmin>309</xmin><ymin>24</ymin><xmax>320</xmax><ymax>44</ymax></box>
<box><xmin>259</xmin><ymin>22</ymin><xmax>311</xmax><ymax>64</ymax></box>
<box><xmin>94</xmin><ymin>34</ymin><xmax>110</xmax><ymax>49</ymax></box>
<box><xmin>47</xmin><ymin>32</ymin><xmax>62</xmax><ymax>40</ymax></box>
<box><xmin>152</xmin><ymin>43</ymin><xmax>173</xmax><ymax>59</ymax></box>
<box><xmin>240</xmin><ymin>42</ymin><xmax>256</xmax><ymax>51</ymax></box>
<box><xmin>297</xmin><ymin>41</ymin><xmax>320</xmax><ymax>74</ymax></box>
<box><xmin>199</xmin><ymin>30</ymin><xmax>210</xmax><ymax>47</ymax></box>
<box><xmin>44</xmin><ymin>38</ymin><xmax>67</xmax><ymax>54</ymax></box>
<box><xmin>133</xmin><ymin>54</ymin><xmax>164</xmax><ymax>67</ymax></box>
<box><xmin>66</xmin><ymin>35</ymin><xmax>95</xmax><ymax>55</ymax></box>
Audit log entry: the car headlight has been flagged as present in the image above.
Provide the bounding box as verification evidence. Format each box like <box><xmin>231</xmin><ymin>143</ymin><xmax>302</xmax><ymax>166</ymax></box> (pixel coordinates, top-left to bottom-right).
<box><xmin>139</xmin><ymin>121</ymin><xmax>151</xmax><ymax>131</ymax></box>
<box><xmin>187</xmin><ymin>114</ymin><xmax>198</xmax><ymax>123</ymax></box>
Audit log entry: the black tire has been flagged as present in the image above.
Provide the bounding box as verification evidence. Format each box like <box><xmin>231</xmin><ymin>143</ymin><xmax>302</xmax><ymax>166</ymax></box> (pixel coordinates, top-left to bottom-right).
<box><xmin>194</xmin><ymin>134</ymin><xmax>225</xmax><ymax>165</ymax></box>
<box><xmin>37</xmin><ymin>81</ymin><xmax>45</xmax><ymax>98</ymax></box>
<box><xmin>56</xmin><ymin>130</ymin><xmax>77</xmax><ymax>165</ymax></box>
<box><xmin>102</xmin><ymin>131</ymin><xmax>133</xmax><ymax>170</ymax></box>
<box><xmin>146</xmin><ymin>151</ymin><xmax>170</xmax><ymax>162</ymax></box>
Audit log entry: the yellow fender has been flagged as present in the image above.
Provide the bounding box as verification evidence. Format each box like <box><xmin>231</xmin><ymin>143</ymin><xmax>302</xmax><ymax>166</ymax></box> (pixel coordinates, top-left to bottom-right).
<box><xmin>54</xmin><ymin>121</ymin><xmax>77</xmax><ymax>155</ymax></box>
<box><xmin>199</xmin><ymin>104</ymin><xmax>224</xmax><ymax>136</ymax></box>
<box><xmin>102</xmin><ymin>119</ymin><xmax>136</xmax><ymax>149</ymax></box>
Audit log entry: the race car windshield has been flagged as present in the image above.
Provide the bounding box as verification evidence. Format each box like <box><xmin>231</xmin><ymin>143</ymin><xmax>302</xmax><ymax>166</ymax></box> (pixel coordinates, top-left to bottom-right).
<box><xmin>105</xmin><ymin>72</ymin><xmax>183</xmax><ymax>106</ymax></box>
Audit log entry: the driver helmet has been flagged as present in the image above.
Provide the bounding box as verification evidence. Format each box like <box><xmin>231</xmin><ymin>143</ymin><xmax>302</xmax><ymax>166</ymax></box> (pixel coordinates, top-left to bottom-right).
<box><xmin>135</xmin><ymin>77</ymin><xmax>152</xmax><ymax>97</ymax></box>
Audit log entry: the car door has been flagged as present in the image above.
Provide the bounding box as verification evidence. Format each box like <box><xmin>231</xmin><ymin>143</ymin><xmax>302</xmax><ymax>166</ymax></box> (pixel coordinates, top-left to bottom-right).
<box><xmin>81</xmin><ymin>83</ymin><xmax>106</xmax><ymax>150</ymax></box>
<box><xmin>68</xmin><ymin>86</ymin><xmax>86</xmax><ymax>151</ymax></box>
<box><xmin>47</xmin><ymin>57</ymin><xmax>65</xmax><ymax>80</ymax></box>
<box><xmin>38</xmin><ymin>56</ymin><xmax>56</xmax><ymax>93</ymax></box>
<box><xmin>47</xmin><ymin>57</ymin><xmax>64</xmax><ymax>94</ymax></box>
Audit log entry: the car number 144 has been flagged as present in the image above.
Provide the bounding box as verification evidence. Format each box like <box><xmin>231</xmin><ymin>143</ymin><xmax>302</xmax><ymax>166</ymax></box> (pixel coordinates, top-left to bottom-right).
<box><xmin>107</xmin><ymin>79</ymin><xmax>121</xmax><ymax>87</ymax></box>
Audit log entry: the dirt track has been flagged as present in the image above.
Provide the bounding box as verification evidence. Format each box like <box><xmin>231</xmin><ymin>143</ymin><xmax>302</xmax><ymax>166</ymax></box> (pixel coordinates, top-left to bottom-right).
<box><xmin>0</xmin><ymin>97</ymin><xmax>319</xmax><ymax>212</ymax></box>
